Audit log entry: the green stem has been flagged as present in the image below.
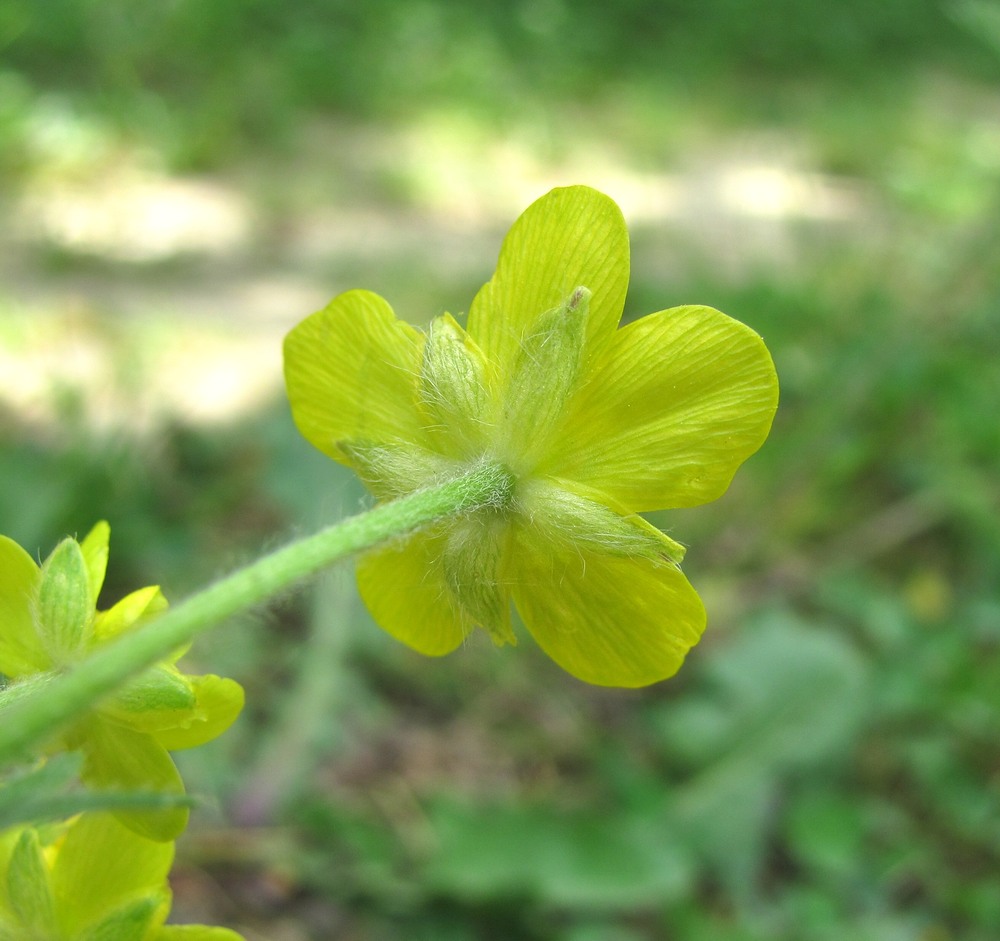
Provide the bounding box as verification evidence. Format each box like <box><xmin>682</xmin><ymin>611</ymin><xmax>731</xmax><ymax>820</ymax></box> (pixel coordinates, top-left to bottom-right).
<box><xmin>0</xmin><ymin>461</ymin><xmax>513</xmax><ymax>768</ymax></box>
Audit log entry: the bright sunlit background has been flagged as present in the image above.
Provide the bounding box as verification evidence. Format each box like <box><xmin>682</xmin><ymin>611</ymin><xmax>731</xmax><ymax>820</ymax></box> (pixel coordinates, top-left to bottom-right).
<box><xmin>2</xmin><ymin>2</ymin><xmax>999</xmax><ymax>939</ymax></box>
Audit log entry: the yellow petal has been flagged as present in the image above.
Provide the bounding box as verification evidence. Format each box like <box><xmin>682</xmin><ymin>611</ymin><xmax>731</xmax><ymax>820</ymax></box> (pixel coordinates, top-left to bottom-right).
<box><xmin>77</xmin><ymin>719</ymin><xmax>189</xmax><ymax>842</ymax></box>
<box><xmin>544</xmin><ymin>304</ymin><xmax>779</xmax><ymax>511</ymax></box>
<box><xmin>79</xmin><ymin>521</ymin><xmax>111</xmax><ymax>609</ymax></box>
<box><xmin>467</xmin><ymin>186</ymin><xmax>628</xmax><ymax>386</ymax></box>
<box><xmin>154</xmin><ymin>927</ymin><xmax>247</xmax><ymax>941</ymax></box>
<box><xmin>150</xmin><ymin>675</ymin><xmax>245</xmax><ymax>751</ymax></box>
<box><xmin>509</xmin><ymin>529</ymin><xmax>706</xmax><ymax>687</ymax></box>
<box><xmin>50</xmin><ymin>812</ymin><xmax>173</xmax><ymax>934</ymax></box>
<box><xmin>356</xmin><ymin>528</ymin><xmax>471</xmax><ymax>656</ymax></box>
<box><xmin>0</xmin><ymin>535</ymin><xmax>46</xmax><ymax>676</ymax></box>
<box><xmin>283</xmin><ymin>289</ymin><xmax>432</xmax><ymax>465</ymax></box>
<box><xmin>92</xmin><ymin>585</ymin><xmax>168</xmax><ymax>644</ymax></box>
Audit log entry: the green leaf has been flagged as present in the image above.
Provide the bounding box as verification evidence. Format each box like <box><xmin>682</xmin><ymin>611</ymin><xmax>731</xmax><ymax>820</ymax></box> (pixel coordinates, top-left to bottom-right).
<box><xmin>784</xmin><ymin>789</ymin><xmax>867</xmax><ymax>878</ymax></box>
<box><xmin>425</xmin><ymin>799</ymin><xmax>691</xmax><ymax>910</ymax></box>
<box><xmin>655</xmin><ymin>613</ymin><xmax>870</xmax><ymax>897</ymax></box>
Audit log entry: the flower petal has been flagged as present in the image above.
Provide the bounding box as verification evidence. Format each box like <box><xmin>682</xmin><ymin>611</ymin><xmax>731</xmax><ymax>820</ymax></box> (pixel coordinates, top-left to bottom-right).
<box><xmin>80</xmin><ymin>521</ymin><xmax>111</xmax><ymax>609</ymax></box>
<box><xmin>76</xmin><ymin>719</ymin><xmax>189</xmax><ymax>841</ymax></box>
<box><xmin>283</xmin><ymin>289</ymin><xmax>431</xmax><ymax>464</ymax></box>
<box><xmin>509</xmin><ymin>531</ymin><xmax>706</xmax><ymax>687</ymax></box>
<box><xmin>544</xmin><ymin>305</ymin><xmax>779</xmax><ymax>510</ymax></box>
<box><xmin>467</xmin><ymin>186</ymin><xmax>628</xmax><ymax>384</ymax></box>
<box><xmin>0</xmin><ymin>535</ymin><xmax>45</xmax><ymax>676</ymax></box>
<box><xmin>92</xmin><ymin>585</ymin><xmax>168</xmax><ymax>644</ymax></box>
<box><xmin>150</xmin><ymin>675</ymin><xmax>245</xmax><ymax>751</ymax></box>
<box><xmin>356</xmin><ymin>528</ymin><xmax>471</xmax><ymax>656</ymax></box>
<box><xmin>50</xmin><ymin>812</ymin><xmax>173</xmax><ymax>934</ymax></box>
<box><xmin>154</xmin><ymin>926</ymin><xmax>247</xmax><ymax>941</ymax></box>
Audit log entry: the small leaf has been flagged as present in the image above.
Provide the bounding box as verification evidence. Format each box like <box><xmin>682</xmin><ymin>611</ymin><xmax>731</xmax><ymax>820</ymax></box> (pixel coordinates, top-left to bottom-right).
<box><xmin>425</xmin><ymin>798</ymin><xmax>691</xmax><ymax>910</ymax></box>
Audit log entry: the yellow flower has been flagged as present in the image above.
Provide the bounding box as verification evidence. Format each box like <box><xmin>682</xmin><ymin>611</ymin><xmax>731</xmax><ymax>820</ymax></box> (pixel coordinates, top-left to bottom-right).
<box><xmin>0</xmin><ymin>524</ymin><xmax>244</xmax><ymax>841</ymax></box>
<box><xmin>0</xmin><ymin>812</ymin><xmax>244</xmax><ymax>940</ymax></box>
<box><xmin>284</xmin><ymin>185</ymin><xmax>778</xmax><ymax>686</ymax></box>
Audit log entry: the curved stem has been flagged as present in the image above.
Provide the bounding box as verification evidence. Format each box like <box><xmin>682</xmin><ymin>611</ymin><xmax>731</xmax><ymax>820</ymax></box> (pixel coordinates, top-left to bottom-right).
<box><xmin>0</xmin><ymin>461</ymin><xmax>513</xmax><ymax>768</ymax></box>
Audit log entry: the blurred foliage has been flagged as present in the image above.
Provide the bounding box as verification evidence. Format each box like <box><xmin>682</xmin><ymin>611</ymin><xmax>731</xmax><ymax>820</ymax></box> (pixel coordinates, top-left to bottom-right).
<box><xmin>2</xmin><ymin>0</ymin><xmax>1000</xmax><ymax>939</ymax></box>
<box><xmin>1</xmin><ymin>0</ymin><xmax>1000</xmax><ymax>172</ymax></box>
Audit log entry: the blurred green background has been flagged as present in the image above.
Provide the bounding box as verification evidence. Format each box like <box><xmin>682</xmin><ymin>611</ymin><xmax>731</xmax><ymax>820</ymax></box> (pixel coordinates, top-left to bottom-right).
<box><xmin>2</xmin><ymin>1</ymin><xmax>1000</xmax><ymax>939</ymax></box>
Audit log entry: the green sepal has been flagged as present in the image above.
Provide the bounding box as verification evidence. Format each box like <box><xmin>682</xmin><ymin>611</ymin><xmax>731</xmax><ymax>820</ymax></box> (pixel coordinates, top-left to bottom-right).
<box><xmin>502</xmin><ymin>287</ymin><xmax>590</xmax><ymax>467</ymax></box>
<box><xmin>38</xmin><ymin>537</ymin><xmax>93</xmax><ymax>664</ymax></box>
<box><xmin>517</xmin><ymin>477</ymin><xmax>686</xmax><ymax>564</ymax></box>
<box><xmin>151</xmin><ymin>674</ymin><xmax>245</xmax><ymax>751</ymax></box>
<box><xmin>442</xmin><ymin>516</ymin><xmax>515</xmax><ymax>647</ymax></box>
<box><xmin>6</xmin><ymin>829</ymin><xmax>55</xmax><ymax>934</ymax></box>
<box><xmin>101</xmin><ymin>665</ymin><xmax>198</xmax><ymax>732</ymax></box>
<box><xmin>419</xmin><ymin>313</ymin><xmax>495</xmax><ymax>453</ymax></box>
<box><xmin>78</xmin><ymin>890</ymin><xmax>169</xmax><ymax>941</ymax></box>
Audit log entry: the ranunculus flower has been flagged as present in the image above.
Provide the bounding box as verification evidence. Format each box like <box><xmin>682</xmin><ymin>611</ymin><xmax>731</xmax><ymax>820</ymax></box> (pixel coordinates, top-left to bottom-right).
<box><xmin>0</xmin><ymin>523</ymin><xmax>244</xmax><ymax>840</ymax></box>
<box><xmin>284</xmin><ymin>185</ymin><xmax>778</xmax><ymax>686</ymax></box>
<box><xmin>0</xmin><ymin>812</ymin><xmax>244</xmax><ymax>940</ymax></box>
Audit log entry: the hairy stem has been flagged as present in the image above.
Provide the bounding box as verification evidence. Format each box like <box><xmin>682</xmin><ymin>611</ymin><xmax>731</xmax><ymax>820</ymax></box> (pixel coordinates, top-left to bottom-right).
<box><xmin>0</xmin><ymin>461</ymin><xmax>513</xmax><ymax>767</ymax></box>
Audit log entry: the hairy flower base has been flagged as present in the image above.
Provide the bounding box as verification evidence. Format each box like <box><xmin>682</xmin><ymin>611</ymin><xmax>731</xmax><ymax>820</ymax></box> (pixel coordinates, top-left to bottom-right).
<box><xmin>284</xmin><ymin>185</ymin><xmax>779</xmax><ymax>686</ymax></box>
